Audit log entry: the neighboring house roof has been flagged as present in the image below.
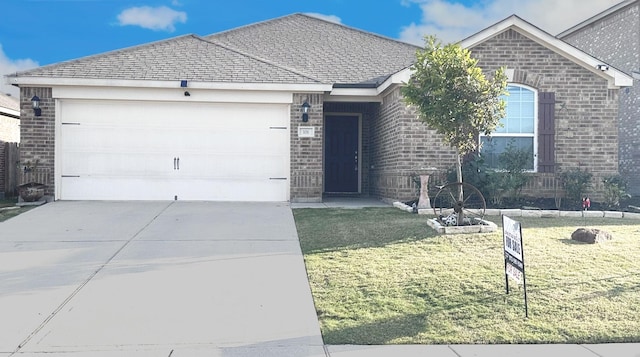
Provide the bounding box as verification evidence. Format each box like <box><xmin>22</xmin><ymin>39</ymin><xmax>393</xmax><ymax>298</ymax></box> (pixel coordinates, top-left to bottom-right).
<box><xmin>7</xmin><ymin>13</ymin><xmax>419</xmax><ymax>90</ymax></box>
<box><xmin>557</xmin><ymin>0</ymin><xmax>639</xmax><ymax>38</ymax></box>
<box><xmin>459</xmin><ymin>15</ymin><xmax>633</xmax><ymax>88</ymax></box>
<box><xmin>0</xmin><ymin>93</ymin><xmax>20</xmax><ymax>119</ymax></box>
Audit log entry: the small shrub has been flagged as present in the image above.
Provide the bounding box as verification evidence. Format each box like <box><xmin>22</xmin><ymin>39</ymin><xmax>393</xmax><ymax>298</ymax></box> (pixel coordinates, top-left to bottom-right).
<box><xmin>560</xmin><ymin>168</ymin><xmax>592</xmax><ymax>209</ymax></box>
<box><xmin>602</xmin><ymin>175</ymin><xmax>630</xmax><ymax>209</ymax></box>
<box><xmin>450</xmin><ymin>143</ymin><xmax>531</xmax><ymax>206</ymax></box>
<box><xmin>498</xmin><ymin>142</ymin><xmax>532</xmax><ymax>200</ymax></box>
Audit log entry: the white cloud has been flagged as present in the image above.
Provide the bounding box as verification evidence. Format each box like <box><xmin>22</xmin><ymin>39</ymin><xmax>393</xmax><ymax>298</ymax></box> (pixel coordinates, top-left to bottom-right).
<box><xmin>0</xmin><ymin>44</ymin><xmax>39</xmax><ymax>97</ymax></box>
<box><xmin>400</xmin><ymin>0</ymin><xmax>625</xmax><ymax>45</ymax></box>
<box><xmin>306</xmin><ymin>13</ymin><xmax>342</xmax><ymax>24</ymax></box>
<box><xmin>117</xmin><ymin>6</ymin><xmax>187</xmax><ymax>32</ymax></box>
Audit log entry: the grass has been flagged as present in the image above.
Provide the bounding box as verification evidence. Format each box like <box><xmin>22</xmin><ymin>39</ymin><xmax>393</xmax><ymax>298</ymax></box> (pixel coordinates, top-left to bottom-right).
<box><xmin>293</xmin><ymin>208</ymin><xmax>640</xmax><ymax>345</ymax></box>
<box><xmin>0</xmin><ymin>198</ymin><xmax>34</xmax><ymax>222</ymax></box>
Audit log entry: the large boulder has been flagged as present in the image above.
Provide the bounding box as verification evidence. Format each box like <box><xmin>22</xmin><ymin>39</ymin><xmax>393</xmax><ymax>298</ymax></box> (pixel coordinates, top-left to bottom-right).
<box><xmin>571</xmin><ymin>228</ymin><xmax>613</xmax><ymax>244</ymax></box>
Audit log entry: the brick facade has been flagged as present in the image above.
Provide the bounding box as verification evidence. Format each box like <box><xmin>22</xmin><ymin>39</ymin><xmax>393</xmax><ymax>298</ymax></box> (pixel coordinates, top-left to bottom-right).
<box><xmin>290</xmin><ymin>93</ymin><xmax>324</xmax><ymax>202</ymax></box>
<box><xmin>469</xmin><ymin>29</ymin><xmax>620</xmax><ymax>201</ymax></box>
<box><xmin>19</xmin><ymin>87</ymin><xmax>55</xmax><ymax>197</ymax></box>
<box><xmin>560</xmin><ymin>1</ymin><xmax>640</xmax><ymax>195</ymax></box>
<box><xmin>370</xmin><ymin>88</ymin><xmax>457</xmax><ymax>202</ymax></box>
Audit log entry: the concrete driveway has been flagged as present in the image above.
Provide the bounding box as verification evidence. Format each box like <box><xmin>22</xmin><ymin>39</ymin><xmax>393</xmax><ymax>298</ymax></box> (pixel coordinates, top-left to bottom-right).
<box><xmin>0</xmin><ymin>201</ymin><xmax>325</xmax><ymax>356</ymax></box>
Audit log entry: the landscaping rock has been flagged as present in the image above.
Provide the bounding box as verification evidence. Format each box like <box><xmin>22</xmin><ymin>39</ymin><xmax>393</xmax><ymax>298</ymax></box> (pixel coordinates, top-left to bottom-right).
<box><xmin>571</xmin><ymin>228</ymin><xmax>613</xmax><ymax>244</ymax></box>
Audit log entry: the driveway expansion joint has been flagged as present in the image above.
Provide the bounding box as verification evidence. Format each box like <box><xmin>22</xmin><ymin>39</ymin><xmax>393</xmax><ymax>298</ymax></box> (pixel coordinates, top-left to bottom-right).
<box><xmin>11</xmin><ymin>201</ymin><xmax>175</xmax><ymax>355</ymax></box>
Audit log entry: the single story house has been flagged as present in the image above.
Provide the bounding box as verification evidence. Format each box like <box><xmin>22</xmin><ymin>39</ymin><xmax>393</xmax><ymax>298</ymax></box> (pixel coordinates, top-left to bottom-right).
<box><xmin>558</xmin><ymin>0</ymin><xmax>640</xmax><ymax>195</ymax></box>
<box><xmin>5</xmin><ymin>14</ymin><xmax>632</xmax><ymax>203</ymax></box>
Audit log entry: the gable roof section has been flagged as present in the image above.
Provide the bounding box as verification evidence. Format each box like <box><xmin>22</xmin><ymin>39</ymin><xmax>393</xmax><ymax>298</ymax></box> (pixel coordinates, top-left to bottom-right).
<box><xmin>460</xmin><ymin>15</ymin><xmax>633</xmax><ymax>88</ymax></box>
<box><xmin>207</xmin><ymin>13</ymin><xmax>420</xmax><ymax>86</ymax></box>
<box><xmin>8</xmin><ymin>33</ymin><xmax>326</xmax><ymax>89</ymax></box>
<box><xmin>557</xmin><ymin>0</ymin><xmax>639</xmax><ymax>38</ymax></box>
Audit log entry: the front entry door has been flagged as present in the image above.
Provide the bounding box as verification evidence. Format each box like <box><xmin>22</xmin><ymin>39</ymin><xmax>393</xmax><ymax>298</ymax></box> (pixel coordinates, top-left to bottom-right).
<box><xmin>325</xmin><ymin>115</ymin><xmax>359</xmax><ymax>193</ymax></box>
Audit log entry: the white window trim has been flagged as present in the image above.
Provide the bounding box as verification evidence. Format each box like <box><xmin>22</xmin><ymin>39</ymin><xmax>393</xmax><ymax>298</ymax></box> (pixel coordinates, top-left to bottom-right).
<box><xmin>479</xmin><ymin>84</ymin><xmax>538</xmax><ymax>172</ymax></box>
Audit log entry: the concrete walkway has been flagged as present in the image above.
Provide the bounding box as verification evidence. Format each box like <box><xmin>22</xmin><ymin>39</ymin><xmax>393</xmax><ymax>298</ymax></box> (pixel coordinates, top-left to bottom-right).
<box><xmin>2</xmin><ymin>200</ymin><xmax>639</xmax><ymax>356</ymax></box>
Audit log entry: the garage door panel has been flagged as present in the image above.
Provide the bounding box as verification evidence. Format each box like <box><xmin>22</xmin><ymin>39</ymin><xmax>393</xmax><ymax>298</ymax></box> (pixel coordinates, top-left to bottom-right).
<box><xmin>59</xmin><ymin>100</ymin><xmax>290</xmax><ymax>201</ymax></box>
<box><xmin>61</xmin><ymin>177</ymin><xmax>177</xmax><ymax>201</ymax></box>
<box><xmin>62</xmin><ymin>152</ymin><xmax>173</xmax><ymax>177</ymax></box>
<box><xmin>180</xmin><ymin>154</ymin><xmax>287</xmax><ymax>178</ymax></box>
<box><xmin>173</xmin><ymin>179</ymin><xmax>288</xmax><ymax>201</ymax></box>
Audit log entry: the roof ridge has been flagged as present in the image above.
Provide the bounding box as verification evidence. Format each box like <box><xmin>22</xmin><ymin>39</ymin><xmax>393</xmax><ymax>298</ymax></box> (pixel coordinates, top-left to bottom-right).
<box><xmin>296</xmin><ymin>13</ymin><xmax>422</xmax><ymax>49</ymax></box>
<box><xmin>10</xmin><ymin>34</ymin><xmax>201</xmax><ymax>77</ymax></box>
<box><xmin>206</xmin><ymin>12</ymin><xmax>421</xmax><ymax>49</ymax></box>
<box><xmin>195</xmin><ymin>34</ymin><xmax>326</xmax><ymax>84</ymax></box>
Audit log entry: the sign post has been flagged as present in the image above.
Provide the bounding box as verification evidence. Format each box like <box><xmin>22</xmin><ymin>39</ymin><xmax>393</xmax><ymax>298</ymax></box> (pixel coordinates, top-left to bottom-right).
<box><xmin>502</xmin><ymin>215</ymin><xmax>528</xmax><ymax>318</ymax></box>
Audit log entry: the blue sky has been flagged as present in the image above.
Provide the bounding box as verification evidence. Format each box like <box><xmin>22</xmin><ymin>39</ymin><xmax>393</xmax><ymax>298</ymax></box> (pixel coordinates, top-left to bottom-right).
<box><xmin>0</xmin><ymin>0</ymin><xmax>625</xmax><ymax>96</ymax></box>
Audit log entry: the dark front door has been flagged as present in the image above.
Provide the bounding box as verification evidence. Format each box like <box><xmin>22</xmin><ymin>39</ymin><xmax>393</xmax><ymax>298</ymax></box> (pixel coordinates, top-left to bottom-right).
<box><xmin>325</xmin><ymin>115</ymin><xmax>359</xmax><ymax>193</ymax></box>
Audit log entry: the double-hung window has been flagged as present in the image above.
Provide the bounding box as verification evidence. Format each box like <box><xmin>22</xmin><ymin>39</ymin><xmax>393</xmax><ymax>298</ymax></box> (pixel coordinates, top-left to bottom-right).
<box><xmin>480</xmin><ymin>85</ymin><xmax>536</xmax><ymax>170</ymax></box>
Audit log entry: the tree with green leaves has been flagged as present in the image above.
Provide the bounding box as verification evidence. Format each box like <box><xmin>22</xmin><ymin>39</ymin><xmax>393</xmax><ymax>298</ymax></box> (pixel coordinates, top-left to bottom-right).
<box><xmin>403</xmin><ymin>36</ymin><xmax>508</xmax><ymax>182</ymax></box>
<box><xmin>402</xmin><ymin>36</ymin><xmax>508</xmax><ymax>223</ymax></box>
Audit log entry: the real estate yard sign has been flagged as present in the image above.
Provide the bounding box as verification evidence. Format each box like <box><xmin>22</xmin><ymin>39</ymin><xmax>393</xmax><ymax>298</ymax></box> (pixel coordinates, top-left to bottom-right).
<box><xmin>503</xmin><ymin>215</ymin><xmax>528</xmax><ymax>318</ymax></box>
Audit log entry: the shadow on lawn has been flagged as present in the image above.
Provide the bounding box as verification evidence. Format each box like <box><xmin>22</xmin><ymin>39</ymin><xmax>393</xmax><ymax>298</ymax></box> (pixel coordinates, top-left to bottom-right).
<box><xmin>294</xmin><ymin>208</ymin><xmax>437</xmax><ymax>254</ymax></box>
<box><xmin>321</xmin><ymin>313</ymin><xmax>430</xmax><ymax>345</ymax></box>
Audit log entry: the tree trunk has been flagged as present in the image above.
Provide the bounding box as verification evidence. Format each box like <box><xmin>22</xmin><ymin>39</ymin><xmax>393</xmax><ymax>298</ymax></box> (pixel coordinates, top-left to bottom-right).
<box><xmin>456</xmin><ymin>151</ymin><xmax>464</xmax><ymax>225</ymax></box>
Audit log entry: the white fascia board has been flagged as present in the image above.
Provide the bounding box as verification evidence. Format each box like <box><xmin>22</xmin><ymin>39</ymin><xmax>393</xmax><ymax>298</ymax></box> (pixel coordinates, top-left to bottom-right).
<box><xmin>377</xmin><ymin>68</ymin><xmax>412</xmax><ymax>95</ymax></box>
<box><xmin>325</xmin><ymin>87</ymin><xmax>382</xmax><ymax>103</ymax></box>
<box><xmin>0</xmin><ymin>107</ymin><xmax>20</xmax><ymax>117</ymax></box>
<box><xmin>8</xmin><ymin>76</ymin><xmax>332</xmax><ymax>92</ymax></box>
<box><xmin>323</xmin><ymin>93</ymin><xmax>382</xmax><ymax>103</ymax></box>
<box><xmin>326</xmin><ymin>68</ymin><xmax>413</xmax><ymax>102</ymax></box>
<box><xmin>461</xmin><ymin>16</ymin><xmax>633</xmax><ymax>89</ymax></box>
<box><xmin>329</xmin><ymin>87</ymin><xmax>378</xmax><ymax>97</ymax></box>
<box><xmin>52</xmin><ymin>86</ymin><xmax>301</xmax><ymax>104</ymax></box>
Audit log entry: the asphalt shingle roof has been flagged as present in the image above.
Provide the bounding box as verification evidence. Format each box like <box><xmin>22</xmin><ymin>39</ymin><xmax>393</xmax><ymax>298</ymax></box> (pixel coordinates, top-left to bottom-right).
<box><xmin>15</xmin><ymin>34</ymin><xmax>321</xmax><ymax>84</ymax></box>
<box><xmin>11</xmin><ymin>13</ymin><xmax>420</xmax><ymax>86</ymax></box>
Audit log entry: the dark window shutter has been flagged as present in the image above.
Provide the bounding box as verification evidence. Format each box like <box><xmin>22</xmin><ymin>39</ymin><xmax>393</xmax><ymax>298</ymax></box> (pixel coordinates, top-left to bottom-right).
<box><xmin>538</xmin><ymin>92</ymin><xmax>555</xmax><ymax>173</ymax></box>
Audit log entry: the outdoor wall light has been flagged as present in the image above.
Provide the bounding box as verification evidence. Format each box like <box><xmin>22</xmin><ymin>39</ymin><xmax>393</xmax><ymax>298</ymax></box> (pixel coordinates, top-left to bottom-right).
<box><xmin>31</xmin><ymin>95</ymin><xmax>41</xmax><ymax>117</ymax></box>
<box><xmin>301</xmin><ymin>101</ymin><xmax>311</xmax><ymax>122</ymax></box>
<box><xmin>596</xmin><ymin>64</ymin><xmax>609</xmax><ymax>71</ymax></box>
<box><xmin>184</xmin><ymin>91</ymin><xmax>191</xmax><ymax>96</ymax></box>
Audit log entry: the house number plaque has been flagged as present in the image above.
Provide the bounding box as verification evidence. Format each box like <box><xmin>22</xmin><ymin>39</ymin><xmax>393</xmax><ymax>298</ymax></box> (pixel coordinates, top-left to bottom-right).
<box><xmin>298</xmin><ymin>126</ymin><xmax>315</xmax><ymax>138</ymax></box>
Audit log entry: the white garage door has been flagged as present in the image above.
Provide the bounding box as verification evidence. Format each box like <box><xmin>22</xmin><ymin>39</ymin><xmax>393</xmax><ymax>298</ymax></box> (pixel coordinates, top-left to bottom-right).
<box><xmin>59</xmin><ymin>100</ymin><xmax>289</xmax><ymax>201</ymax></box>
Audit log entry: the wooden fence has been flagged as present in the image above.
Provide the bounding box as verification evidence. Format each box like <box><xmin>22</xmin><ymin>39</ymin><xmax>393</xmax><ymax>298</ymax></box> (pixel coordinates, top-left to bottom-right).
<box><xmin>2</xmin><ymin>142</ymin><xmax>19</xmax><ymax>198</ymax></box>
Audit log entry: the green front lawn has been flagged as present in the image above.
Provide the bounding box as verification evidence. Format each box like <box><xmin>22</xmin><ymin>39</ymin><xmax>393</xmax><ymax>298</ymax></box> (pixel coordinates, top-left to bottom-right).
<box><xmin>293</xmin><ymin>208</ymin><xmax>640</xmax><ymax>344</ymax></box>
<box><xmin>0</xmin><ymin>198</ymin><xmax>33</xmax><ymax>222</ymax></box>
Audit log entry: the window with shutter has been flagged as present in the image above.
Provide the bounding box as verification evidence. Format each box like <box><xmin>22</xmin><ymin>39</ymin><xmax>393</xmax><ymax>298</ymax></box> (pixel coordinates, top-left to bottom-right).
<box><xmin>537</xmin><ymin>92</ymin><xmax>555</xmax><ymax>173</ymax></box>
<box><xmin>479</xmin><ymin>85</ymin><xmax>537</xmax><ymax>170</ymax></box>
